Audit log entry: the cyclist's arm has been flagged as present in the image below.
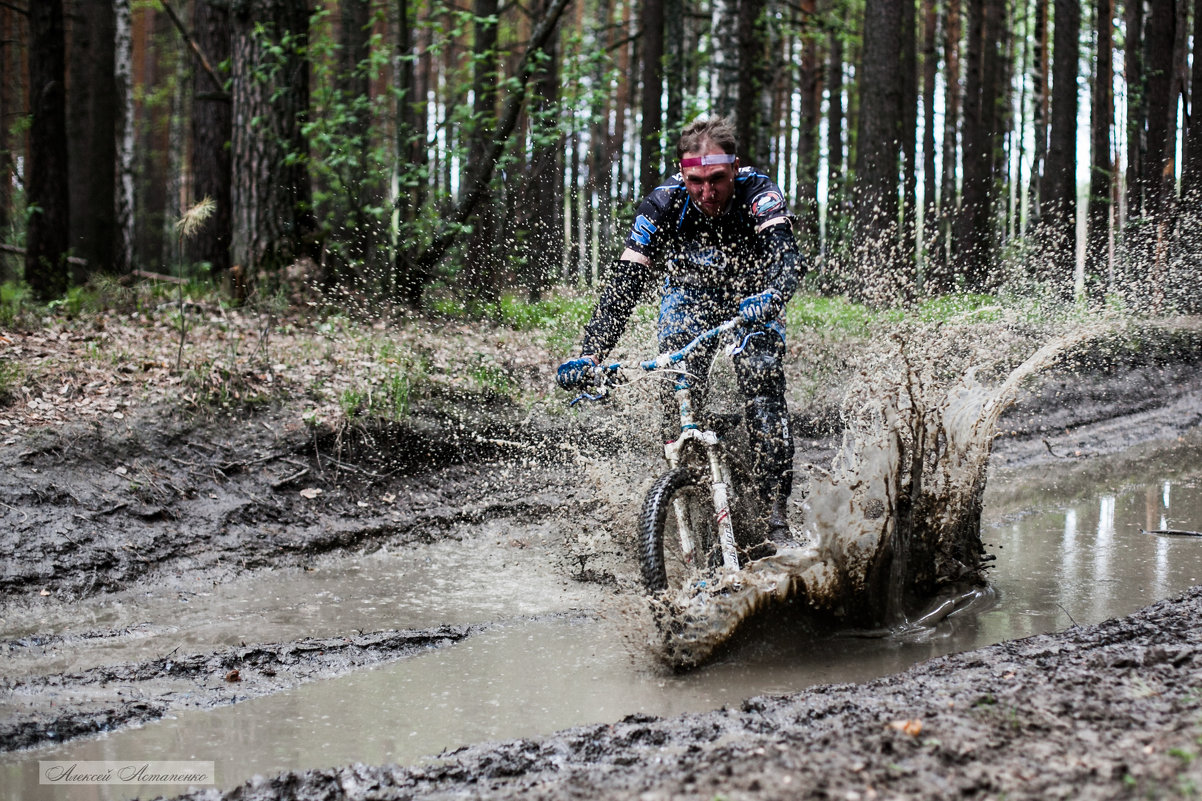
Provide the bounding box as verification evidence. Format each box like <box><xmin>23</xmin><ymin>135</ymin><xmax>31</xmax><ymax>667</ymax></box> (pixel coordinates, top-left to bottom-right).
<box><xmin>758</xmin><ymin>221</ymin><xmax>806</xmax><ymax>303</ymax></box>
<box><xmin>580</xmin><ymin>253</ymin><xmax>654</xmax><ymax>360</ymax></box>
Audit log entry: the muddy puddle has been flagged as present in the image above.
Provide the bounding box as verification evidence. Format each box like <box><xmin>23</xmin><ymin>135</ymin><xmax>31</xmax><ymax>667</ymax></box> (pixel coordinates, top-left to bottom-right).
<box><xmin>5</xmin><ymin>444</ymin><xmax>1202</xmax><ymax>801</ymax></box>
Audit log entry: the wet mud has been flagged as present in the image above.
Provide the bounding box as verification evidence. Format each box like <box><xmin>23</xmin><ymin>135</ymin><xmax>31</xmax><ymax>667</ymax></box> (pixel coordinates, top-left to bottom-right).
<box><xmin>2</xmin><ymin>320</ymin><xmax>1202</xmax><ymax>799</ymax></box>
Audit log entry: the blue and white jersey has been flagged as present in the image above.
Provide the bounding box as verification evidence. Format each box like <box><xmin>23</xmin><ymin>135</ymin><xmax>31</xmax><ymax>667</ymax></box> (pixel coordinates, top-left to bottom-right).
<box><xmin>619</xmin><ymin>166</ymin><xmax>794</xmax><ymax>293</ymax></box>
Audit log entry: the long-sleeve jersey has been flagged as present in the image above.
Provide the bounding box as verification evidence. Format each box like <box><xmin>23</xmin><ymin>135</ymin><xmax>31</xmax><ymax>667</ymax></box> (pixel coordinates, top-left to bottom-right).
<box><xmin>581</xmin><ymin>166</ymin><xmax>805</xmax><ymax>358</ymax></box>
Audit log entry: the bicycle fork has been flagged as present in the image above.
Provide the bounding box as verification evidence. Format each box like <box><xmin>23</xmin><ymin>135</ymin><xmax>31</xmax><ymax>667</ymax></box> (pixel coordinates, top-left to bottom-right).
<box><xmin>664</xmin><ymin>381</ymin><xmax>741</xmax><ymax>573</ymax></box>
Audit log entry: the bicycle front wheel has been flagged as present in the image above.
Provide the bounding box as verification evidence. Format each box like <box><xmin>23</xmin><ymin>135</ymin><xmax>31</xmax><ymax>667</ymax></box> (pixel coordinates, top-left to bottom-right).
<box><xmin>639</xmin><ymin>467</ymin><xmax>718</xmax><ymax>593</ymax></box>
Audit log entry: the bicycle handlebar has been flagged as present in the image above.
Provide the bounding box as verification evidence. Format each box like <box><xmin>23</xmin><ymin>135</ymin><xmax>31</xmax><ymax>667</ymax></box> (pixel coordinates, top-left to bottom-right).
<box><xmin>569</xmin><ymin>317</ymin><xmax>749</xmax><ymax>405</ymax></box>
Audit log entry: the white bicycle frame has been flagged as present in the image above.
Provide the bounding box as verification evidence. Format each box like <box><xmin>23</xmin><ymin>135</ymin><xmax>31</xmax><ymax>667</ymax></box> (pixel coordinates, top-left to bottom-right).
<box><xmin>573</xmin><ymin>316</ymin><xmax>754</xmax><ymax>576</ymax></box>
<box><xmin>661</xmin><ymin>375</ymin><xmax>741</xmax><ymax>573</ymax></box>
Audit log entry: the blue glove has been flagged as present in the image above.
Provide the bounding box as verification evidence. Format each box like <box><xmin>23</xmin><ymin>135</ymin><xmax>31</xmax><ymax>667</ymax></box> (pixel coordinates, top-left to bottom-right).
<box><xmin>556</xmin><ymin>357</ymin><xmax>598</xmax><ymax>390</ymax></box>
<box><xmin>738</xmin><ymin>289</ymin><xmax>784</xmax><ymax>323</ymax></box>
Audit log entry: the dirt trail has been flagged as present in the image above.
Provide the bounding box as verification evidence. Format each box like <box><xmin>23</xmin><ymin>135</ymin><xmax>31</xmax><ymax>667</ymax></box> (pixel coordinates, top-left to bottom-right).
<box><xmin>1</xmin><ymin>316</ymin><xmax>1202</xmax><ymax>799</ymax></box>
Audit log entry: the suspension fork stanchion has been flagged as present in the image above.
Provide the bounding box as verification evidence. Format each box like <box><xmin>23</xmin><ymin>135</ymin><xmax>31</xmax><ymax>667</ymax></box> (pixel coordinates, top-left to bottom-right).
<box><xmin>668</xmin><ymin>377</ymin><xmax>699</xmax><ymax>565</ymax></box>
<box><xmin>707</xmin><ymin>449</ymin><xmax>740</xmax><ymax>571</ymax></box>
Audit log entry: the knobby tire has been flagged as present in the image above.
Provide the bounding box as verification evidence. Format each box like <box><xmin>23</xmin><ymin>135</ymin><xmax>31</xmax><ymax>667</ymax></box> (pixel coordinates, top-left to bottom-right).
<box><xmin>639</xmin><ymin>467</ymin><xmax>716</xmax><ymax>593</ymax></box>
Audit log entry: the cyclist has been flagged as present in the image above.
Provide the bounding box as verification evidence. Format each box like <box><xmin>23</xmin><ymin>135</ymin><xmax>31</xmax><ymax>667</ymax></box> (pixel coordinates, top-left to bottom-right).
<box><xmin>556</xmin><ymin>114</ymin><xmax>807</xmax><ymax>555</ymax></box>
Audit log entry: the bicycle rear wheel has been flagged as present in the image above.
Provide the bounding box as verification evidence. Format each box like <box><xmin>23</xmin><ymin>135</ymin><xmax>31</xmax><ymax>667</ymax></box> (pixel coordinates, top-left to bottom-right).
<box><xmin>639</xmin><ymin>467</ymin><xmax>718</xmax><ymax>593</ymax></box>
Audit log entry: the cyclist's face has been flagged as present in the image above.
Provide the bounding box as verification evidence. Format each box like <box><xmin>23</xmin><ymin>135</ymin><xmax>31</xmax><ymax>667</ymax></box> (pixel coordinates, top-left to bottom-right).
<box><xmin>681</xmin><ymin>150</ymin><xmax>738</xmax><ymax>217</ymax></box>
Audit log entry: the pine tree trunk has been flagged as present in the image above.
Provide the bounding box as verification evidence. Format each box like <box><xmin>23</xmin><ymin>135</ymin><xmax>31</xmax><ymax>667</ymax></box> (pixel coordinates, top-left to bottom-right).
<box><xmin>465</xmin><ymin>0</ymin><xmax>501</xmax><ymax>303</ymax></box>
<box><xmin>26</xmin><ymin>0</ymin><xmax>71</xmax><ymax>301</ymax></box>
<box><xmin>900</xmin><ymin>0</ymin><xmax>918</xmax><ymax>286</ymax></box>
<box><xmin>189</xmin><ymin>0</ymin><xmax>233</xmax><ymax>279</ymax></box>
<box><xmin>826</xmin><ymin>19</ymin><xmax>845</xmax><ymax>259</ymax></box>
<box><xmin>0</xmin><ymin>4</ymin><xmax>15</xmax><ymax>279</ymax></box>
<box><xmin>1085</xmin><ymin>0</ymin><xmax>1114</xmax><ymax>302</ymax></box>
<box><xmin>1043</xmin><ymin>0</ymin><xmax>1079</xmax><ymax>297</ymax></box>
<box><xmin>853</xmin><ymin>0</ymin><xmax>903</xmax><ymax>305</ymax></box>
<box><xmin>229</xmin><ymin>0</ymin><xmax>316</xmax><ymax>287</ymax></box>
<box><xmin>114</xmin><ymin>0</ymin><xmax>135</xmax><ymax>275</ymax></box>
<box><xmin>933</xmin><ymin>0</ymin><xmax>961</xmax><ymax>292</ymax></box>
<box><xmin>796</xmin><ymin>0</ymin><xmax>821</xmax><ymax>255</ymax></box>
<box><xmin>1028</xmin><ymin>0</ymin><xmax>1049</xmax><ymax>228</ymax></box>
<box><xmin>522</xmin><ymin>0</ymin><xmax>564</xmax><ymax>300</ymax></box>
<box><xmin>640</xmin><ymin>0</ymin><xmax>665</xmax><ymax>194</ymax></box>
<box><xmin>920</xmin><ymin>0</ymin><xmax>938</xmax><ymax>277</ymax></box>
<box><xmin>66</xmin><ymin>0</ymin><xmax>118</xmax><ymax>277</ymax></box>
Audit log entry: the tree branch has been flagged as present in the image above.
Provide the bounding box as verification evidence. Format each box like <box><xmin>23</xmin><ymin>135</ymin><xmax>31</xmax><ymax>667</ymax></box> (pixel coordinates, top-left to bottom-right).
<box><xmin>415</xmin><ymin>0</ymin><xmax>573</xmax><ymax>272</ymax></box>
<box><xmin>158</xmin><ymin>0</ymin><xmax>229</xmax><ymax>101</ymax></box>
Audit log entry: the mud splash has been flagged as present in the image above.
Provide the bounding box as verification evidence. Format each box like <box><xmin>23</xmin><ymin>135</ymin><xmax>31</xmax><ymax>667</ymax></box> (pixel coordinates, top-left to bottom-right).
<box><xmin>650</xmin><ymin>319</ymin><xmax>1109</xmax><ymax>668</ymax></box>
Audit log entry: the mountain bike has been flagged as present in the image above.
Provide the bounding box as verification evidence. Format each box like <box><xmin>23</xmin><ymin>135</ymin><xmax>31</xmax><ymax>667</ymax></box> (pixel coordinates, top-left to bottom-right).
<box><xmin>571</xmin><ymin>317</ymin><xmax>765</xmax><ymax>594</ymax></box>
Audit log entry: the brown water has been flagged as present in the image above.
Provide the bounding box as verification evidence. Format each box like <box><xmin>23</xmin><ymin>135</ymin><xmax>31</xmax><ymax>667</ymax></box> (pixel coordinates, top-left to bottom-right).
<box><xmin>4</xmin><ymin>445</ymin><xmax>1202</xmax><ymax>801</ymax></box>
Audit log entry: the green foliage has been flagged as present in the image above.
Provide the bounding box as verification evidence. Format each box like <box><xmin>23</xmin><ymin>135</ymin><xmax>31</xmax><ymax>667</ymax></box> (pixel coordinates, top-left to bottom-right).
<box><xmin>787</xmin><ymin>293</ymin><xmax>877</xmax><ymax>336</ymax></box>
<box><xmin>0</xmin><ymin>282</ymin><xmax>34</xmax><ymax>327</ymax></box>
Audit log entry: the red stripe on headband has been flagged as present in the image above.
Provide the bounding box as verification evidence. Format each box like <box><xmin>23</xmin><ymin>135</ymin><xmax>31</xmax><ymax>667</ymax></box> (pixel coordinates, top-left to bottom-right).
<box><xmin>679</xmin><ymin>154</ymin><xmax>737</xmax><ymax>168</ymax></box>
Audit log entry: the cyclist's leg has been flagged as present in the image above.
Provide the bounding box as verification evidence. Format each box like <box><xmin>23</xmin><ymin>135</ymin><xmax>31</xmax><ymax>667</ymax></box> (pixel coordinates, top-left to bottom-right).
<box><xmin>732</xmin><ymin>321</ymin><xmax>795</xmax><ymax>543</ymax></box>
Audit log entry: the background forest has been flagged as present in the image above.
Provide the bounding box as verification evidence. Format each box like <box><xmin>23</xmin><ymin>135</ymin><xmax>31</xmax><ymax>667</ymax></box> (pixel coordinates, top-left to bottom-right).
<box><xmin>3</xmin><ymin>0</ymin><xmax>1202</xmax><ymax>315</ymax></box>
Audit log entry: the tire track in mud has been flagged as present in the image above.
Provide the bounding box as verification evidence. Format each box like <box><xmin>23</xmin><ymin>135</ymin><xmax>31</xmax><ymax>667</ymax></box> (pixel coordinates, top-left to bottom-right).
<box><xmin>1</xmin><ymin>623</ymin><xmax>478</xmax><ymax>752</ymax></box>
<box><xmin>165</xmin><ymin>586</ymin><xmax>1202</xmax><ymax>801</ymax></box>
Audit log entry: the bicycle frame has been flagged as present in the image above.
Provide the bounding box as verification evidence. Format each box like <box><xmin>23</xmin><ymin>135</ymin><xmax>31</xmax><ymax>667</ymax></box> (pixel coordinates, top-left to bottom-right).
<box><xmin>573</xmin><ymin>316</ymin><xmax>755</xmax><ymax>575</ymax></box>
<box><xmin>662</xmin><ymin>373</ymin><xmax>741</xmax><ymax>573</ymax></box>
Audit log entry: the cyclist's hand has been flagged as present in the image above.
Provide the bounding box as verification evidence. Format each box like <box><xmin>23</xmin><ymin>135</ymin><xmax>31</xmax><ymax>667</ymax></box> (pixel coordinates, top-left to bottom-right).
<box><xmin>738</xmin><ymin>289</ymin><xmax>784</xmax><ymax>323</ymax></box>
<box><xmin>556</xmin><ymin>356</ymin><xmax>598</xmax><ymax>390</ymax></box>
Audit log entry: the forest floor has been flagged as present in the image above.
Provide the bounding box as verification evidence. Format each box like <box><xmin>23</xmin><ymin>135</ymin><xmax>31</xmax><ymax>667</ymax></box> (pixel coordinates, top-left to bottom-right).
<box><xmin>2</xmin><ymin>298</ymin><xmax>1202</xmax><ymax>800</ymax></box>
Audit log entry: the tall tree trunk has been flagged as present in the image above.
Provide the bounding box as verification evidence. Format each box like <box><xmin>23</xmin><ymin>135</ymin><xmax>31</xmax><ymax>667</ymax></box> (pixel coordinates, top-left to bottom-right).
<box><xmin>189</xmin><ymin>0</ymin><xmax>233</xmax><ymax>279</ymax></box>
<box><xmin>1028</xmin><ymin>0</ymin><xmax>1049</xmax><ymax>228</ymax></box>
<box><xmin>338</xmin><ymin>0</ymin><xmax>377</xmax><ymax>282</ymax></box>
<box><xmin>465</xmin><ymin>0</ymin><xmax>501</xmax><ymax>303</ymax></box>
<box><xmin>933</xmin><ymin>0</ymin><xmax>961</xmax><ymax>292</ymax></box>
<box><xmin>953</xmin><ymin>0</ymin><xmax>997</xmax><ymax>291</ymax></box>
<box><xmin>1042</xmin><ymin>0</ymin><xmax>1079</xmax><ymax>298</ymax></box>
<box><xmin>920</xmin><ymin>0</ymin><xmax>938</xmax><ymax>277</ymax></box>
<box><xmin>1174</xmin><ymin>0</ymin><xmax>1202</xmax><ymax>311</ymax></box>
<box><xmin>1085</xmin><ymin>0</ymin><xmax>1114</xmax><ymax>303</ymax></box>
<box><xmin>133</xmin><ymin>9</ymin><xmax>173</xmax><ymax>271</ymax></box>
<box><xmin>0</xmin><ymin>3</ymin><xmax>16</xmax><ymax>279</ymax></box>
<box><xmin>26</xmin><ymin>0</ymin><xmax>71</xmax><ymax>300</ymax></box>
<box><xmin>796</xmin><ymin>0</ymin><xmax>821</xmax><ymax>255</ymax></box>
<box><xmin>900</xmin><ymin>0</ymin><xmax>918</xmax><ymax>285</ymax></box>
<box><xmin>114</xmin><ymin>0</ymin><xmax>135</xmax><ymax>275</ymax></box>
<box><xmin>67</xmin><ymin>0</ymin><xmax>118</xmax><ymax>278</ymax></box>
<box><xmin>394</xmin><ymin>0</ymin><xmax>427</xmax><ymax>304</ymax></box>
<box><xmin>522</xmin><ymin>0</ymin><xmax>564</xmax><ymax>300</ymax></box>
<box><xmin>710</xmin><ymin>0</ymin><xmax>739</xmax><ymax>117</ymax></box>
<box><xmin>1181</xmin><ymin>0</ymin><xmax>1202</xmax><ymax>203</ymax></box>
<box><xmin>1143</xmin><ymin>0</ymin><xmax>1176</xmax><ymax>309</ymax></box>
<box><xmin>664</xmin><ymin>0</ymin><xmax>686</xmax><ymax>136</ymax></box>
<box><xmin>853</xmin><ymin>0</ymin><xmax>903</xmax><ymax>305</ymax></box>
<box><xmin>1125</xmin><ymin>0</ymin><xmax>1146</xmax><ymax>222</ymax></box>
<box><xmin>229</xmin><ymin>0</ymin><xmax>317</xmax><ymax>285</ymax></box>
<box><xmin>826</xmin><ymin>15</ymin><xmax>846</xmax><ymax>259</ymax></box>
<box><xmin>640</xmin><ymin>0</ymin><xmax>665</xmax><ymax>193</ymax></box>
<box><xmin>735</xmin><ymin>0</ymin><xmax>771</xmax><ymax>163</ymax></box>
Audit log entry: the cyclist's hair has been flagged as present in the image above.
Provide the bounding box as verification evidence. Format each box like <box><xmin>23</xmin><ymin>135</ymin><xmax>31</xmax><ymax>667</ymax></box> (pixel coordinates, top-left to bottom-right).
<box><xmin>676</xmin><ymin>115</ymin><xmax>738</xmax><ymax>159</ymax></box>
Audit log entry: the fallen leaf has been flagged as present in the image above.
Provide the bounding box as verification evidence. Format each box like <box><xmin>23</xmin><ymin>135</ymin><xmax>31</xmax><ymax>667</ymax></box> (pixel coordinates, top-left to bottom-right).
<box><xmin>888</xmin><ymin>719</ymin><xmax>923</xmax><ymax>736</ymax></box>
